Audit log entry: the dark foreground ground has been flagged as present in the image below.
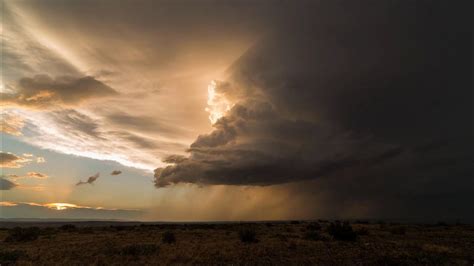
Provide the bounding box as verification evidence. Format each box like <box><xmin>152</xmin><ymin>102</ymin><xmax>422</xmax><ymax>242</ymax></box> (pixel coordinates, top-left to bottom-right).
<box><xmin>0</xmin><ymin>221</ymin><xmax>473</xmax><ymax>265</ymax></box>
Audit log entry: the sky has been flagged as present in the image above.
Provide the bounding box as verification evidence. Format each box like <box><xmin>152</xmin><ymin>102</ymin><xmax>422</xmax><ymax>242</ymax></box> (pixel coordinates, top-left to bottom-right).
<box><xmin>1</xmin><ymin>0</ymin><xmax>472</xmax><ymax>222</ymax></box>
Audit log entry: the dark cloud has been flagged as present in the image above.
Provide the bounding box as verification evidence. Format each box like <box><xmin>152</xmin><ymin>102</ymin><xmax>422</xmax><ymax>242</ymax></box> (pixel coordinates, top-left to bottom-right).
<box><xmin>110</xmin><ymin>170</ymin><xmax>122</xmax><ymax>176</ymax></box>
<box><xmin>0</xmin><ymin>178</ymin><xmax>18</xmax><ymax>190</ymax></box>
<box><xmin>76</xmin><ymin>173</ymin><xmax>100</xmax><ymax>186</ymax></box>
<box><xmin>1</xmin><ymin>74</ymin><xmax>117</xmax><ymax>109</ymax></box>
<box><xmin>154</xmin><ymin>1</ymin><xmax>473</xmax><ymax>219</ymax></box>
<box><xmin>162</xmin><ymin>155</ymin><xmax>187</xmax><ymax>164</ymax></box>
<box><xmin>0</xmin><ymin>152</ymin><xmax>29</xmax><ymax>168</ymax></box>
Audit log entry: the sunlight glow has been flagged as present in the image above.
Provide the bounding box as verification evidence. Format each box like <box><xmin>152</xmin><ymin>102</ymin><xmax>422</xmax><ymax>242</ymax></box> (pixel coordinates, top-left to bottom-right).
<box><xmin>45</xmin><ymin>203</ymin><xmax>79</xmax><ymax>211</ymax></box>
<box><xmin>16</xmin><ymin>109</ymin><xmax>157</xmax><ymax>171</ymax></box>
<box><xmin>205</xmin><ymin>80</ymin><xmax>233</xmax><ymax>124</ymax></box>
<box><xmin>0</xmin><ymin>201</ymin><xmax>18</xmax><ymax>207</ymax></box>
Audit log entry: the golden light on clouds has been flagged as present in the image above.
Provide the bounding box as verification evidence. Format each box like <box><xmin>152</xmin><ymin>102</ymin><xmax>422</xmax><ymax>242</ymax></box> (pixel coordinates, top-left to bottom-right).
<box><xmin>0</xmin><ymin>201</ymin><xmax>18</xmax><ymax>207</ymax></box>
<box><xmin>0</xmin><ymin>112</ymin><xmax>24</xmax><ymax>136</ymax></box>
<box><xmin>45</xmin><ymin>203</ymin><xmax>79</xmax><ymax>211</ymax></box>
<box><xmin>0</xmin><ymin>151</ymin><xmax>31</xmax><ymax>168</ymax></box>
<box><xmin>205</xmin><ymin>80</ymin><xmax>234</xmax><ymax>124</ymax></box>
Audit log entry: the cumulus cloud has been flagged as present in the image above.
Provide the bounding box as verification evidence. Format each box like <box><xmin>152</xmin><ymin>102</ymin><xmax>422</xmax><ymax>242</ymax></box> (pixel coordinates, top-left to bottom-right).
<box><xmin>154</xmin><ymin>1</ymin><xmax>473</xmax><ymax>219</ymax></box>
<box><xmin>0</xmin><ymin>178</ymin><xmax>18</xmax><ymax>190</ymax></box>
<box><xmin>110</xmin><ymin>170</ymin><xmax>122</xmax><ymax>175</ymax></box>
<box><xmin>1</xmin><ymin>75</ymin><xmax>118</xmax><ymax>109</ymax></box>
<box><xmin>0</xmin><ymin>152</ymin><xmax>31</xmax><ymax>168</ymax></box>
<box><xmin>76</xmin><ymin>173</ymin><xmax>100</xmax><ymax>186</ymax></box>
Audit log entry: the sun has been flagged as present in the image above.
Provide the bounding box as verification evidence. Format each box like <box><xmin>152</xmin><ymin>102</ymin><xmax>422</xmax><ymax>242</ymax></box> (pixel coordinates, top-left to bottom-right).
<box><xmin>45</xmin><ymin>203</ymin><xmax>78</xmax><ymax>211</ymax></box>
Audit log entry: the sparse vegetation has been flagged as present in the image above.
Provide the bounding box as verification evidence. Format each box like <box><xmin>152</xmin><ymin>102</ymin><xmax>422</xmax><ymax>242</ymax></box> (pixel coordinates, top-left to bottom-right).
<box><xmin>4</xmin><ymin>227</ymin><xmax>40</xmax><ymax>242</ymax></box>
<box><xmin>239</xmin><ymin>228</ymin><xmax>258</xmax><ymax>243</ymax></box>
<box><xmin>327</xmin><ymin>221</ymin><xmax>357</xmax><ymax>241</ymax></box>
<box><xmin>120</xmin><ymin>244</ymin><xmax>160</xmax><ymax>256</ymax></box>
<box><xmin>161</xmin><ymin>231</ymin><xmax>176</xmax><ymax>244</ymax></box>
<box><xmin>0</xmin><ymin>222</ymin><xmax>472</xmax><ymax>265</ymax></box>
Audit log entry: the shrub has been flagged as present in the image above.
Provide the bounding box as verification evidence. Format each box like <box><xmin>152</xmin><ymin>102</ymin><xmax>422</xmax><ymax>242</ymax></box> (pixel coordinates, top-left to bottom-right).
<box><xmin>162</xmin><ymin>231</ymin><xmax>176</xmax><ymax>244</ymax></box>
<box><xmin>239</xmin><ymin>228</ymin><xmax>257</xmax><ymax>243</ymax></box>
<box><xmin>327</xmin><ymin>221</ymin><xmax>357</xmax><ymax>241</ymax></box>
<box><xmin>390</xmin><ymin>226</ymin><xmax>406</xmax><ymax>235</ymax></box>
<box><xmin>120</xmin><ymin>244</ymin><xmax>159</xmax><ymax>256</ymax></box>
<box><xmin>4</xmin><ymin>227</ymin><xmax>40</xmax><ymax>242</ymax></box>
<box><xmin>0</xmin><ymin>250</ymin><xmax>26</xmax><ymax>263</ymax></box>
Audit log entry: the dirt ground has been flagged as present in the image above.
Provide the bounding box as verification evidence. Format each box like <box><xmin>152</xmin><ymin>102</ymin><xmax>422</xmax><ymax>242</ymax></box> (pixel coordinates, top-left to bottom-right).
<box><xmin>0</xmin><ymin>221</ymin><xmax>473</xmax><ymax>265</ymax></box>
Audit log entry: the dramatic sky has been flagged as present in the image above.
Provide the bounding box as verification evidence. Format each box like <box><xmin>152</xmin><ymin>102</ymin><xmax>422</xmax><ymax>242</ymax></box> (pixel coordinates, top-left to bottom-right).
<box><xmin>1</xmin><ymin>0</ymin><xmax>472</xmax><ymax>222</ymax></box>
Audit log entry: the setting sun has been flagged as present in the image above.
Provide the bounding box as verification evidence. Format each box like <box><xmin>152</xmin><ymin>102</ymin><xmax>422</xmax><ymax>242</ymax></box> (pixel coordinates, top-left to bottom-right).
<box><xmin>45</xmin><ymin>203</ymin><xmax>78</xmax><ymax>211</ymax></box>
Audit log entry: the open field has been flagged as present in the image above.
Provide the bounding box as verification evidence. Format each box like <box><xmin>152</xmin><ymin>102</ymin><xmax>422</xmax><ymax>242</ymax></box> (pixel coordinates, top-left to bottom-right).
<box><xmin>0</xmin><ymin>221</ymin><xmax>473</xmax><ymax>265</ymax></box>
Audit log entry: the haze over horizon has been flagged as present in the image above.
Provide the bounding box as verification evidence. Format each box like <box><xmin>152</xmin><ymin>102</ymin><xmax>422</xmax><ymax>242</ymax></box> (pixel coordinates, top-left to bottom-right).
<box><xmin>1</xmin><ymin>0</ymin><xmax>472</xmax><ymax>222</ymax></box>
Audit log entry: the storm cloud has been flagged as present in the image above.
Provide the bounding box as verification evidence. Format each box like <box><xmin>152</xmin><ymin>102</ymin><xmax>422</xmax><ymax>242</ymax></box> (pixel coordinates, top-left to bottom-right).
<box><xmin>2</xmin><ymin>0</ymin><xmax>472</xmax><ymax>221</ymax></box>
<box><xmin>154</xmin><ymin>1</ymin><xmax>473</xmax><ymax>218</ymax></box>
